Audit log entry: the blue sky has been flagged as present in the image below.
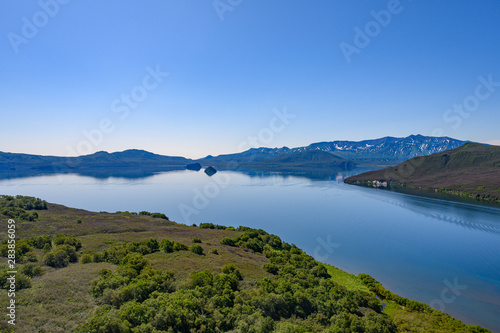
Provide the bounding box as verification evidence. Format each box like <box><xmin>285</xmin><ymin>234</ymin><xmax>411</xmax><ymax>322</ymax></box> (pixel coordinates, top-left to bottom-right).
<box><xmin>1</xmin><ymin>0</ymin><xmax>499</xmax><ymax>159</ymax></box>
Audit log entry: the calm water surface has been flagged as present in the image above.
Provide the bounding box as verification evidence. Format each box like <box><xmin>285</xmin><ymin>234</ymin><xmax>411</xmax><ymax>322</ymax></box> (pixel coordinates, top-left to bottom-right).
<box><xmin>1</xmin><ymin>169</ymin><xmax>499</xmax><ymax>332</ymax></box>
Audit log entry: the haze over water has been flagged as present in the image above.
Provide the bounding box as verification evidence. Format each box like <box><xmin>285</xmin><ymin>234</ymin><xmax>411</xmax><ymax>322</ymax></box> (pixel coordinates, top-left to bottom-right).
<box><xmin>1</xmin><ymin>169</ymin><xmax>499</xmax><ymax>332</ymax></box>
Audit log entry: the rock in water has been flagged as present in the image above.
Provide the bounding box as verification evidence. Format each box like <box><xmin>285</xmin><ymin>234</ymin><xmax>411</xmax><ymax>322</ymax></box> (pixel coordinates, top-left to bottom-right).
<box><xmin>186</xmin><ymin>163</ymin><xmax>202</xmax><ymax>171</ymax></box>
<box><xmin>204</xmin><ymin>166</ymin><xmax>217</xmax><ymax>176</ymax></box>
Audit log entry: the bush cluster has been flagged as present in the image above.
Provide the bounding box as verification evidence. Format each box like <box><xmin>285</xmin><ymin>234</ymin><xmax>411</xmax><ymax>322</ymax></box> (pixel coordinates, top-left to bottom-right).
<box><xmin>117</xmin><ymin>211</ymin><xmax>169</xmax><ymax>220</ymax></box>
<box><xmin>44</xmin><ymin>244</ymin><xmax>78</xmax><ymax>268</ymax></box>
<box><xmin>219</xmin><ymin>227</ymin><xmax>283</xmax><ymax>253</ymax></box>
<box><xmin>54</xmin><ymin>234</ymin><xmax>82</xmax><ymax>250</ymax></box>
<box><xmin>1</xmin><ymin>195</ymin><xmax>47</xmax><ymax>210</ymax></box>
<box><xmin>0</xmin><ymin>235</ymin><xmax>53</xmax><ymax>263</ymax></box>
<box><xmin>198</xmin><ymin>222</ymin><xmax>229</xmax><ymax>230</ymax></box>
<box><xmin>76</xmin><ymin>227</ymin><xmax>399</xmax><ymax>332</ymax></box>
<box><xmin>0</xmin><ymin>195</ymin><xmax>47</xmax><ymax>221</ymax></box>
<box><xmin>82</xmin><ymin>238</ymin><xmax>190</xmax><ymax>265</ymax></box>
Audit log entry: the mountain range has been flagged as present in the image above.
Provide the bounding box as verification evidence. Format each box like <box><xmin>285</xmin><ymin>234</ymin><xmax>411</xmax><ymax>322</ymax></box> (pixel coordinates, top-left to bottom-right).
<box><xmin>198</xmin><ymin>135</ymin><xmax>467</xmax><ymax>167</ymax></box>
<box><xmin>0</xmin><ymin>135</ymin><xmax>468</xmax><ymax>178</ymax></box>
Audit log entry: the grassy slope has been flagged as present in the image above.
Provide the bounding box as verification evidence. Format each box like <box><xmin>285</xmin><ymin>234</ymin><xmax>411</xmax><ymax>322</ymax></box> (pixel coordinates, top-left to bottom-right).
<box><xmin>0</xmin><ymin>200</ymin><xmax>491</xmax><ymax>332</ymax></box>
<box><xmin>344</xmin><ymin>143</ymin><xmax>500</xmax><ymax>203</ymax></box>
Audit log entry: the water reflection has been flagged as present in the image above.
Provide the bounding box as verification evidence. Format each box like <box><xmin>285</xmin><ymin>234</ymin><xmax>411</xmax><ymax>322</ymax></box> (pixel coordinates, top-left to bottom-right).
<box><xmin>0</xmin><ymin>167</ymin><xmax>184</xmax><ymax>180</ymax></box>
<box><xmin>1</xmin><ymin>163</ymin><xmax>380</xmax><ymax>180</ymax></box>
<box><xmin>360</xmin><ymin>190</ymin><xmax>500</xmax><ymax>236</ymax></box>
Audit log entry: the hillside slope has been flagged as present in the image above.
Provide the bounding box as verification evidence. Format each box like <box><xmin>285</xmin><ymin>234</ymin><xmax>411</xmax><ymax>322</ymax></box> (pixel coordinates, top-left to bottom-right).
<box><xmin>344</xmin><ymin>143</ymin><xmax>500</xmax><ymax>203</ymax></box>
<box><xmin>0</xmin><ymin>196</ymin><xmax>491</xmax><ymax>332</ymax></box>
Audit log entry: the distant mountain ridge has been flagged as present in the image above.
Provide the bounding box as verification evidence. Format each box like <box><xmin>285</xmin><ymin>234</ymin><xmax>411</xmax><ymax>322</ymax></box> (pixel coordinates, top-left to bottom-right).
<box><xmin>199</xmin><ymin>135</ymin><xmax>468</xmax><ymax>166</ymax></box>
<box><xmin>0</xmin><ymin>149</ymin><xmax>192</xmax><ymax>179</ymax></box>
<box><xmin>0</xmin><ymin>149</ymin><xmax>190</xmax><ymax>167</ymax></box>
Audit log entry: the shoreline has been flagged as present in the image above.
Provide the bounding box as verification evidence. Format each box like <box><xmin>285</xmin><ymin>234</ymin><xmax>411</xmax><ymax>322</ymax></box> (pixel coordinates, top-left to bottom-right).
<box><xmin>344</xmin><ymin>179</ymin><xmax>500</xmax><ymax>206</ymax></box>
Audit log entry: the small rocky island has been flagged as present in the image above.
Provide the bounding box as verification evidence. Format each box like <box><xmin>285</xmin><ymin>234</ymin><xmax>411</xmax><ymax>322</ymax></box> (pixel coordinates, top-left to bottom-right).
<box><xmin>204</xmin><ymin>166</ymin><xmax>217</xmax><ymax>176</ymax></box>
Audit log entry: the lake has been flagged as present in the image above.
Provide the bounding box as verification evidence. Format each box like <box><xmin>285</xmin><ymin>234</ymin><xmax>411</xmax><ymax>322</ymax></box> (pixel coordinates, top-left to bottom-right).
<box><xmin>1</xmin><ymin>168</ymin><xmax>499</xmax><ymax>332</ymax></box>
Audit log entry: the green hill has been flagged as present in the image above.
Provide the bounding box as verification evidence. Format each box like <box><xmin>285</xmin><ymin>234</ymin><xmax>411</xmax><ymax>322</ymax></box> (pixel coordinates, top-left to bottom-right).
<box><xmin>344</xmin><ymin>143</ymin><xmax>500</xmax><ymax>203</ymax></box>
<box><xmin>0</xmin><ymin>196</ymin><xmax>491</xmax><ymax>332</ymax></box>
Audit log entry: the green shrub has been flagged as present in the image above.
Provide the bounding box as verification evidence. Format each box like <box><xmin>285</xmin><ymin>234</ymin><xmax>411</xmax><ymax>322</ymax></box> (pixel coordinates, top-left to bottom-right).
<box><xmin>263</xmin><ymin>263</ymin><xmax>279</xmax><ymax>275</ymax></box>
<box><xmin>80</xmin><ymin>253</ymin><xmax>93</xmax><ymax>264</ymax></box>
<box><xmin>190</xmin><ymin>244</ymin><xmax>204</xmax><ymax>255</ymax></box>
<box><xmin>92</xmin><ymin>252</ymin><xmax>104</xmax><ymax>263</ymax></box>
<box><xmin>74</xmin><ymin>309</ymin><xmax>130</xmax><ymax>333</ymax></box>
<box><xmin>77</xmin><ymin>219</ymin><xmax>82</xmax><ymax>224</ymax></box>
<box><xmin>160</xmin><ymin>239</ymin><xmax>174</xmax><ymax>253</ymax></box>
<box><xmin>43</xmin><ymin>251</ymin><xmax>69</xmax><ymax>268</ymax></box>
<box><xmin>43</xmin><ymin>243</ymin><xmax>52</xmax><ymax>252</ymax></box>
<box><xmin>144</xmin><ymin>238</ymin><xmax>159</xmax><ymax>252</ymax></box>
<box><xmin>209</xmin><ymin>249</ymin><xmax>219</xmax><ymax>255</ymax></box>
<box><xmin>25</xmin><ymin>251</ymin><xmax>38</xmax><ymax>262</ymax></box>
<box><xmin>221</xmin><ymin>264</ymin><xmax>242</xmax><ymax>280</ymax></box>
<box><xmin>54</xmin><ymin>234</ymin><xmax>82</xmax><ymax>250</ymax></box>
<box><xmin>19</xmin><ymin>263</ymin><xmax>44</xmax><ymax>278</ymax></box>
<box><xmin>120</xmin><ymin>253</ymin><xmax>149</xmax><ymax>273</ymax></box>
<box><xmin>44</xmin><ymin>245</ymin><xmax>78</xmax><ymax>268</ymax></box>
<box><xmin>0</xmin><ymin>270</ymin><xmax>31</xmax><ymax>291</ymax></box>
<box><xmin>192</xmin><ymin>237</ymin><xmax>202</xmax><ymax>243</ymax></box>
<box><xmin>173</xmin><ymin>242</ymin><xmax>188</xmax><ymax>251</ymax></box>
<box><xmin>188</xmin><ymin>270</ymin><xmax>213</xmax><ymax>288</ymax></box>
<box><xmin>310</xmin><ymin>264</ymin><xmax>329</xmax><ymax>278</ymax></box>
<box><xmin>220</xmin><ymin>237</ymin><xmax>236</xmax><ymax>246</ymax></box>
<box><xmin>17</xmin><ymin>239</ymin><xmax>34</xmax><ymax>254</ymax></box>
<box><xmin>30</xmin><ymin>235</ymin><xmax>52</xmax><ymax>249</ymax></box>
<box><xmin>150</xmin><ymin>213</ymin><xmax>168</xmax><ymax>220</ymax></box>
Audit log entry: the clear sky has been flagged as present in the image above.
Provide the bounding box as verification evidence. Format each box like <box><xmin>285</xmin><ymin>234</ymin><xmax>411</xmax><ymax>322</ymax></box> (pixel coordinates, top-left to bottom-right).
<box><xmin>1</xmin><ymin>1</ymin><xmax>499</xmax><ymax>159</ymax></box>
